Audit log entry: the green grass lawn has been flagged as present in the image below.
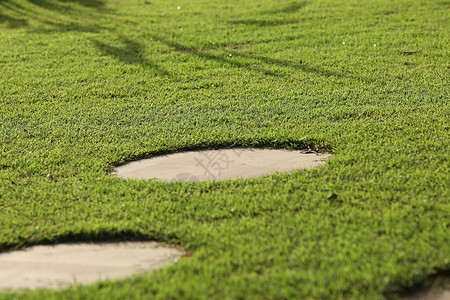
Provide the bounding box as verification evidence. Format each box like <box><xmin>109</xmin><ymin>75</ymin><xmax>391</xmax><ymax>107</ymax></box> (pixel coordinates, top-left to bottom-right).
<box><xmin>0</xmin><ymin>0</ymin><xmax>449</xmax><ymax>298</ymax></box>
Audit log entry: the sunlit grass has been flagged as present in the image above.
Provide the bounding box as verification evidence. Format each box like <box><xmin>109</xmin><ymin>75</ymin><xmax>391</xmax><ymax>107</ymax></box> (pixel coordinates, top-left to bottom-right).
<box><xmin>0</xmin><ymin>0</ymin><xmax>449</xmax><ymax>299</ymax></box>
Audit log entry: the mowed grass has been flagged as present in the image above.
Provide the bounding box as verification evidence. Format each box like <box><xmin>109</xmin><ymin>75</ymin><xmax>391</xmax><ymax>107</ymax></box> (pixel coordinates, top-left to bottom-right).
<box><xmin>0</xmin><ymin>0</ymin><xmax>449</xmax><ymax>299</ymax></box>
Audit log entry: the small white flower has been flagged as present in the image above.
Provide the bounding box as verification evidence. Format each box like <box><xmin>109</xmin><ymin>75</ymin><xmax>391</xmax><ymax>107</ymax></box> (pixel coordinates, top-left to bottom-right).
<box><xmin>177</xmin><ymin>6</ymin><xmax>181</xmax><ymax>9</ymax></box>
<box><xmin>342</xmin><ymin>42</ymin><xmax>345</xmax><ymax>45</ymax></box>
<box><xmin>374</xmin><ymin>44</ymin><xmax>376</xmax><ymax>47</ymax></box>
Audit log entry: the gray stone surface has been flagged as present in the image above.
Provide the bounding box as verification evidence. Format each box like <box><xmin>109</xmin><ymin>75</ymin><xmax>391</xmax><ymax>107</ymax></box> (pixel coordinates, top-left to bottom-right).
<box><xmin>0</xmin><ymin>242</ymin><xmax>182</xmax><ymax>290</ymax></box>
<box><xmin>113</xmin><ymin>148</ymin><xmax>333</xmax><ymax>182</ymax></box>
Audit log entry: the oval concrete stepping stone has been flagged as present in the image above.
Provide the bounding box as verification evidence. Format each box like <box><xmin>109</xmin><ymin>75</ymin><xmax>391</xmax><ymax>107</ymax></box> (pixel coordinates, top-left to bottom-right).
<box><xmin>0</xmin><ymin>242</ymin><xmax>183</xmax><ymax>290</ymax></box>
<box><xmin>113</xmin><ymin>148</ymin><xmax>332</xmax><ymax>182</ymax></box>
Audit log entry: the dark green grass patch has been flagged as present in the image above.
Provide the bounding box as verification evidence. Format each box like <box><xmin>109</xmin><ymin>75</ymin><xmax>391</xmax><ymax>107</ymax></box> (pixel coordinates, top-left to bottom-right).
<box><xmin>0</xmin><ymin>0</ymin><xmax>449</xmax><ymax>299</ymax></box>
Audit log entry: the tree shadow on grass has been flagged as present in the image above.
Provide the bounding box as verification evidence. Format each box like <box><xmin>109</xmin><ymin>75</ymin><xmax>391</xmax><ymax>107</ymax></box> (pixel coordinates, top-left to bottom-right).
<box><xmin>149</xmin><ymin>33</ymin><xmax>375</xmax><ymax>83</ymax></box>
<box><xmin>0</xmin><ymin>1</ymin><xmax>27</xmax><ymax>16</ymax></box>
<box><xmin>264</xmin><ymin>1</ymin><xmax>309</xmax><ymax>14</ymax></box>
<box><xmin>228</xmin><ymin>18</ymin><xmax>300</xmax><ymax>27</ymax></box>
<box><xmin>1</xmin><ymin>0</ymin><xmax>372</xmax><ymax>84</ymax></box>
<box><xmin>155</xmin><ymin>34</ymin><xmax>282</xmax><ymax>77</ymax></box>
<box><xmin>27</xmin><ymin>0</ymin><xmax>75</xmax><ymax>12</ymax></box>
<box><xmin>37</xmin><ymin>19</ymin><xmax>110</xmax><ymax>33</ymax></box>
<box><xmin>0</xmin><ymin>13</ymin><xmax>28</xmax><ymax>28</ymax></box>
<box><xmin>0</xmin><ymin>1</ymin><xmax>30</xmax><ymax>28</ymax></box>
<box><xmin>227</xmin><ymin>1</ymin><xmax>309</xmax><ymax>27</ymax></box>
<box><xmin>59</xmin><ymin>0</ymin><xmax>106</xmax><ymax>8</ymax></box>
<box><xmin>90</xmin><ymin>36</ymin><xmax>171</xmax><ymax>77</ymax></box>
<box><xmin>239</xmin><ymin>51</ymin><xmax>375</xmax><ymax>83</ymax></box>
<box><xmin>228</xmin><ymin>1</ymin><xmax>308</xmax><ymax>27</ymax></box>
<box><xmin>0</xmin><ymin>0</ymin><xmax>110</xmax><ymax>32</ymax></box>
<box><xmin>27</xmin><ymin>0</ymin><xmax>106</xmax><ymax>11</ymax></box>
